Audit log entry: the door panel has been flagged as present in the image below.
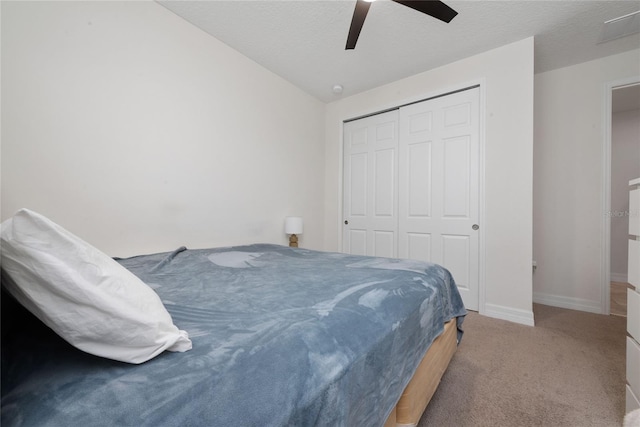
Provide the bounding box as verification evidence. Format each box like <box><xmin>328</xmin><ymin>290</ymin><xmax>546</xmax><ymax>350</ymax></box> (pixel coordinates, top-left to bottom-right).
<box><xmin>406</xmin><ymin>232</ymin><xmax>431</xmax><ymax>261</ymax></box>
<box><xmin>374</xmin><ymin>231</ymin><xmax>395</xmax><ymax>258</ymax></box>
<box><xmin>408</xmin><ymin>142</ymin><xmax>432</xmax><ymax>217</ymax></box>
<box><xmin>349</xmin><ymin>153</ymin><xmax>368</xmax><ymax>216</ymax></box>
<box><xmin>443</xmin><ymin>135</ymin><xmax>470</xmax><ymax>218</ymax></box>
<box><xmin>343</xmin><ymin>110</ymin><xmax>399</xmax><ymax>258</ymax></box>
<box><xmin>442</xmin><ymin>234</ymin><xmax>471</xmax><ymax>290</ymax></box>
<box><xmin>444</xmin><ymin>102</ymin><xmax>471</xmax><ymax>128</ymax></box>
<box><xmin>347</xmin><ymin>229</ymin><xmax>367</xmax><ymax>256</ymax></box>
<box><xmin>375</xmin><ymin>149</ymin><xmax>395</xmax><ymax>216</ymax></box>
<box><xmin>376</xmin><ymin>121</ymin><xmax>396</xmax><ymax>141</ymax></box>
<box><xmin>399</xmin><ymin>88</ymin><xmax>480</xmax><ymax>310</ymax></box>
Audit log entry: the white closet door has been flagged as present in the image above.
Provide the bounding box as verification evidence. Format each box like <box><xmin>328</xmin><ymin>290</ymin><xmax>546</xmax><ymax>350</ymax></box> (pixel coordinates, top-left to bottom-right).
<box><xmin>398</xmin><ymin>88</ymin><xmax>480</xmax><ymax>310</ymax></box>
<box><xmin>343</xmin><ymin>110</ymin><xmax>399</xmax><ymax>258</ymax></box>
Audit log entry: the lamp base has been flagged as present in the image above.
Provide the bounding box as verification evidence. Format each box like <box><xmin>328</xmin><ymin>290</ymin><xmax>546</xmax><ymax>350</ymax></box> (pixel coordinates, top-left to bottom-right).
<box><xmin>289</xmin><ymin>234</ymin><xmax>298</xmax><ymax>248</ymax></box>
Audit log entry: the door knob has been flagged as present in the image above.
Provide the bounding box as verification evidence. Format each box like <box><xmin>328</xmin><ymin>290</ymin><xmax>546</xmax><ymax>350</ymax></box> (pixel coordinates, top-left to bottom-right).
<box><xmin>472</xmin><ymin>224</ymin><xmax>479</xmax><ymax>230</ymax></box>
<box><xmin>344</xmin><ymin>220</ymin><xmax>349</xmax><ymax>225</ymax></box>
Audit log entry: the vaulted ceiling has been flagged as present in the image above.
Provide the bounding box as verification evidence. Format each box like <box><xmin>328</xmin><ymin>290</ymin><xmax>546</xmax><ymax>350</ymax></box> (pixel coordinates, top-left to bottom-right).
<box><xmin>158</xmin><ymin>1</ymin><xmax>640</xmax><ymax>102</ymax></box>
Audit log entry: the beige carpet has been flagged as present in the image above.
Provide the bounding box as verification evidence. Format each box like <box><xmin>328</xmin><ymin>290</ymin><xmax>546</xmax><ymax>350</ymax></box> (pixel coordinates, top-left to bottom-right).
<box><xmin>418</xmin><ymin>304</ymin><xmax>626</xmax><ymax>427</ymax></box>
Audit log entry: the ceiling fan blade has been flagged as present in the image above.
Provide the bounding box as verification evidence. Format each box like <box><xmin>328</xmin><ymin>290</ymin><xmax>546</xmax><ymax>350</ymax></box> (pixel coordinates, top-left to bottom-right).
<box><xmin>392</xmin><ymin>0</ymin><xmax>458</xmax><ymax>23</ymax></box>
<box><xmin>346</xmin><ymin>0</ymin><xmax>372</xmax><ymax>50</ymax></box>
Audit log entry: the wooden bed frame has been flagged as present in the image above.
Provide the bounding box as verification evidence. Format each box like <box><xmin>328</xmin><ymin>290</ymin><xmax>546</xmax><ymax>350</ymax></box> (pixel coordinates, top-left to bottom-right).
<box><xmin>384</xmin><ymin>319</ymin><xmax>458</xmax><ymax>427</ymax></box>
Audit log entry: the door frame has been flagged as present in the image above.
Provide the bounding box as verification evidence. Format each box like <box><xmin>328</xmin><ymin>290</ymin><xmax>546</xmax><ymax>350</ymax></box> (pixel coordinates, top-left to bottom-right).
<box><xmin>338</xmin><ymin>80</ymin><xmax>487</xmax><ymax>314</ymax></box>
<box><xmin>601</xmin><ymin>76</ymin><xmax>640</xmax><ymax>314</ymax></box>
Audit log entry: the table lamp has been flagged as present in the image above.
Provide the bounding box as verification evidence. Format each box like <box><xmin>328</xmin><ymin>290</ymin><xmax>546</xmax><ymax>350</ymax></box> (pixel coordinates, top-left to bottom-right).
<box><xmin>285</xmin><ymin>216</ymin><xmax>303</xmax><ymax>247</ymax></box>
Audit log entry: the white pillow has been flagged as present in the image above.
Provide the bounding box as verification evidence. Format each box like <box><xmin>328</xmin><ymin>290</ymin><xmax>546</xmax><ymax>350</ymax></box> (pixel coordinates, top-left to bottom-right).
<box><xmin>0</xmin><ymin>209</ymin><xmax>192</xmax><ymax>364</ymax></box>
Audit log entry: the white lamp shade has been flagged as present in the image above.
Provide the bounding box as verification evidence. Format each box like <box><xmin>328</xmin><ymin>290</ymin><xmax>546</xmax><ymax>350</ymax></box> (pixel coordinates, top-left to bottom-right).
<box><xmin>285</xmin><ymin>217</ymin><xmax>303</xmax><ymax>235</ymax></box>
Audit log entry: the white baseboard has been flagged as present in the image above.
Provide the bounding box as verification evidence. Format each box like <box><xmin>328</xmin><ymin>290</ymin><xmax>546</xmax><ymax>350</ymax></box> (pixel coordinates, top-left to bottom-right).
<box><xmin>611</xmin><ymin>272</ymin><xmax>629</xmax><ymax>283</ymax></box>
<box><xmin>533</xmin><ymin>292</ymin><xmax>602</xmax><ymax>314</ymax></box>
<box><xmin>482</xmin><ymin>303</ymin><xmax>535</xmax><ymax>326</ymax></box>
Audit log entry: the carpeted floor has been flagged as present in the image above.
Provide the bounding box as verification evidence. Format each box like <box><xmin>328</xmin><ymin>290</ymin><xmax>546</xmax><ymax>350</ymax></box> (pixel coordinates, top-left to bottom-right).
<box><xmin>418</xmin><ymin>304</ymin><xmax>627</xmax><ymax>427</ymax></box>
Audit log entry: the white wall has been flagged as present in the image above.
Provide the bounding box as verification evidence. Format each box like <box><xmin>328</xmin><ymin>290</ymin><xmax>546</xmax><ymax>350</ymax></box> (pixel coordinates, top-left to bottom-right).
<box><xmin>8</xmin><ymin>1</ymin><xmax>635</xmax><ymax>322</ymax></box>
<box><xmin>1</xmin><ymin>1</ymin><xmax>326</xmax><ymax>257</ymax></box>
<box><xmin>533</xmin><ymin>49</ymin><xmax>640</xmax><ymax>312</ymax></box>
<box><xmin>324</xmin><ymin>38</ymin><xmax>535</xmax><ymax>325</ymax></box>
<box><xmin>611</xmin><ymin>108</ymin><xmax>640</xmax><ymax>281</ymax></box>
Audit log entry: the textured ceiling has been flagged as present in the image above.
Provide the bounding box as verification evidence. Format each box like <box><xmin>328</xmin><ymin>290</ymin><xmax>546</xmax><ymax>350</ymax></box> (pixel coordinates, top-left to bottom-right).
<box><xmin>158</xmin><ymin>0</ymin><xmax>640</xmax><ymax>102</ymax></box>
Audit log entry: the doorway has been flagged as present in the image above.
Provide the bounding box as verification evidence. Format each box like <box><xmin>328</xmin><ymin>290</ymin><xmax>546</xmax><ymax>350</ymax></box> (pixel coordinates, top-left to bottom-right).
<box><xmin>604</xmin><ymin>79</ymin><xmax>640</xmax><ymax>315</ymax></box>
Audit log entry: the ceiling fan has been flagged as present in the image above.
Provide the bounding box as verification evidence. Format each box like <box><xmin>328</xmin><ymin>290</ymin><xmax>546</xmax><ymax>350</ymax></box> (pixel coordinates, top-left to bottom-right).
<box><xmin>346</xmin><ymin>0</ymin><xmax>458</xmax><ymax>50</ymax></box>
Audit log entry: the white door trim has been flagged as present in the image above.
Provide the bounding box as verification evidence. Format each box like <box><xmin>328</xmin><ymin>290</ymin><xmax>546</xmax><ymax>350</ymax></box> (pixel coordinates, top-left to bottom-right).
<box><xmin>338</xmin><ymin>80</ymin><xmax>487</xmax><ymax>315</ymax></box>
<box><xmin>602</xmin><ymin>76</ymin><xmax>640</xmax><ymax>315</ymax></box>
<box><xmin>477</xmin><ymin>81</ymin><xmax>487</xmax><ymax>317</ymax></box>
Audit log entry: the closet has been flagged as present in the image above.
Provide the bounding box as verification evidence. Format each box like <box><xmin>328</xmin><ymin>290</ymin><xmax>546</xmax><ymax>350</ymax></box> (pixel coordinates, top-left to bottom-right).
<box><xmin>342</xmin><ymin>87</ymin><xmax>480</xmax><ymax>310</ymax></box>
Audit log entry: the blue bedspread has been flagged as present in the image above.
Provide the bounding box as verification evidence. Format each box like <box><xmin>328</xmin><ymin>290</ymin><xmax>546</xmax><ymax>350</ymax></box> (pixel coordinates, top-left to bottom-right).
<box><xmin>1</xmin><ymin>244</ymin><xmax>465</xmax><ymax>427</ymax></box>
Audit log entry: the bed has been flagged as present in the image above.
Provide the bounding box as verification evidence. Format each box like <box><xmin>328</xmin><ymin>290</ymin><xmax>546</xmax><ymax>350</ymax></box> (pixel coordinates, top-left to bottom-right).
<box><xmin>1</xmin><ymin>213</ymin><xmax>466</xmax><ymax>427</ymax></box>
